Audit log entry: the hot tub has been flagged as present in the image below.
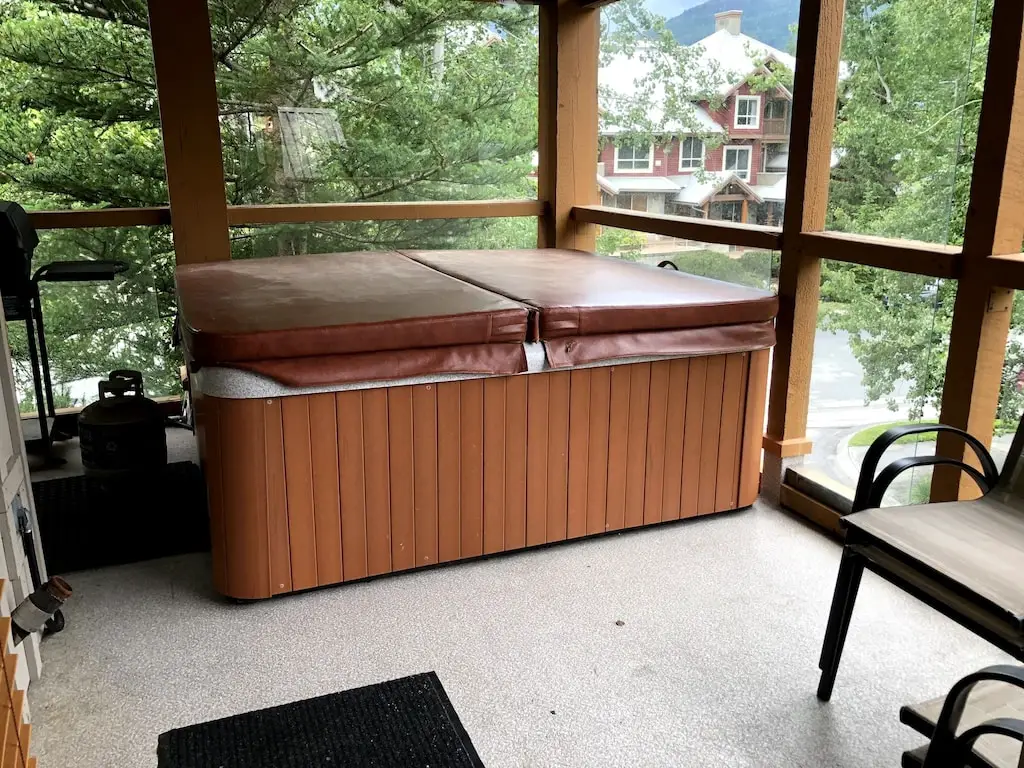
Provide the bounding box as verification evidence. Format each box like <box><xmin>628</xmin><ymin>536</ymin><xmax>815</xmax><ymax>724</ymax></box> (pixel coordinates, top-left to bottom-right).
<box><xmin>178</xmin><ymin>249</ymin><xmax>777</xmax><ymax>599</ymax></box>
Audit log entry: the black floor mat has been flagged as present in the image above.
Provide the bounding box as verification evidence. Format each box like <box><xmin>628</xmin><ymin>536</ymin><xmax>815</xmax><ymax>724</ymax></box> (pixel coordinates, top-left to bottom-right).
<box><xmin>32</xmin><ymin>461</ymin><xmax>210</xmax><ymax>574</ymax></box>
<box><xmin>157</xmin><ymin>672</ymin><xmax>485</xmax><ymax>768</ymax></box>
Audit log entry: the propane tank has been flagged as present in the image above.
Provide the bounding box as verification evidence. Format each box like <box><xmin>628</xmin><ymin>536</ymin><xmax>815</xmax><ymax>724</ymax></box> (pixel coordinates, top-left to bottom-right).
<box><xmin>79</xmin><ymin>370</ymin><xmax>167</xmax><ymax>476</ymax></box>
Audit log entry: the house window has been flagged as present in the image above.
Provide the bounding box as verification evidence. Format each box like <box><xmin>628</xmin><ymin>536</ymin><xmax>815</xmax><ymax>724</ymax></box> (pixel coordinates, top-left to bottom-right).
<box><xmin>724</xmin><ymin>146</ymin><xmax>752</xmax><ymax>180</ymax></box>
<box><xmin>614</xmin><ymin>144</ymin><xmax>653</xmax><ymax>173</ymax></box>
<box><xmin>765</xmin><ymin>99</ymin><xmax>788</xmax><ymax>120</ymax></box>
<box><xmin>614</xmin><ymin>193</ymin><xmax>648</xmax><ymax>212</ymax></box>
<box><xmin>734</xmin><ymin>95</ymin><xmax>761</xmax><ymax>129</ymax></box>
<box><xmin>678</xmin><ymin>137</ymin><xmax>704</xmax><ymax>171</ymax></box>
<box><xmin>761</xmin><ymin>142</ymin><xmax>786</xmax><ymax>173</ymax></box>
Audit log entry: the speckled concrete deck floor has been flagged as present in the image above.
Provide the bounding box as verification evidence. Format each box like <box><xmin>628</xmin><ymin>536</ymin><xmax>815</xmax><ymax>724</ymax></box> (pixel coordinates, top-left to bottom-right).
<box><xmin>29</xmin><ymin>502</ymin><xmax>1011</xmax><ymax>767</ymax></box>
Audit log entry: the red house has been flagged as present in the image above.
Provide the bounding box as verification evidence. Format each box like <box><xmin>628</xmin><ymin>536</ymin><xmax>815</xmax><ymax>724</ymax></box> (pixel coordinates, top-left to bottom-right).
<box><xmin>598</xmin><ymin>10</ymin><xmax>791</xmax><ymax>227</ymax></box>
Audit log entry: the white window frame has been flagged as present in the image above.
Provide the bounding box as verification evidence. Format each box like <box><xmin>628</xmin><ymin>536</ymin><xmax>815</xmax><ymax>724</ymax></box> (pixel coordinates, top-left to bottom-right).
<box><xmin>678</xmin><ymin>136</ymin><xmax>705</xmax><ymax>171</ymax></box>
<box><xmin>734</xmin><ymin>95</ymin><xmax>761</xmax><ymax>129</ymax></box>
<box><xmin>723</xmin><ymin>145</ymin><xmax>752</xmax><ymax>180</ymax></box>
<box><xmin>613</xmin><ymin>143</ymin><xmax>654</xmax><ymax>174</ymax></box>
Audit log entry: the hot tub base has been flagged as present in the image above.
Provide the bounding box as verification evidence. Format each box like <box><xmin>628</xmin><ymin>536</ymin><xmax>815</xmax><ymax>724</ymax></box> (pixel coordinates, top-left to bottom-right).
<box><xmin>196</xmin><ymin>351</ymin><xmax>769</xmax><ymax>599</ymax></box>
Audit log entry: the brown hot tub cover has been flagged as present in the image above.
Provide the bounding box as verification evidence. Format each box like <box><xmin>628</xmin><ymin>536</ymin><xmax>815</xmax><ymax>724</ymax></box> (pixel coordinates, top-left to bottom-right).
<box><xmin>401</xmin><ymin>249</ymin><xmax>778</xmax><ymax>338</ymax></box>
<box><xmin>176</xmin><ymin>251</ymin><xmax>530</xmax><ymax>370</ymax></box>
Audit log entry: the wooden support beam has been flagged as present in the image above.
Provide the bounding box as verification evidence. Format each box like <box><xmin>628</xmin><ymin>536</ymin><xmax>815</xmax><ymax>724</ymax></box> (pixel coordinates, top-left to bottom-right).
<box><xmin>571</xmin><ymin>205</ymin><xmax>782</xmax><ymax>250</ymax></box>
<box><xmin>148</xmin><ymin>0</ymin><xmax>231</xmax><ymax>264</ymax></box>
<box><xmin>797</xmin><ymin>231</ymin><xmax>961</xmax><ymax>279</ymax></box>
<box><xmin>538</xmin><ymin>0</ymin><xmax>600</xmax><ymax>250</ymax></box>
<box><xmin>227</xmin><ymin>200</ymin><xmax>544</xmax><ymax>226</ymax></box>
<box><xmin>980</xmin><ymin>252</ymin><xmax>1024</xmax><ymax>288</ymax></box>
<box><xmin>28</xmin><ymin>207</ymin><xmax>171</xmax><ymax>230</ymax></box>
<box><xmin>764</xmin><ymin>0</ymin><xmax>845</xmax><ymax>469</ymax></box>
<box><xmin>932</xmin><ymin>0</ymin><xmax>1024</xmax><ymax>501</ymax></box>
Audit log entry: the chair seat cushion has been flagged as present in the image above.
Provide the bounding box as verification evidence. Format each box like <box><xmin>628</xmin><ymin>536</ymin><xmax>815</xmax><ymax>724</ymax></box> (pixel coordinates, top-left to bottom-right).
<box><xmin>846</xmin><ymin>497</ymin><xmax>1024</xmax><ymax>628</ymax></box>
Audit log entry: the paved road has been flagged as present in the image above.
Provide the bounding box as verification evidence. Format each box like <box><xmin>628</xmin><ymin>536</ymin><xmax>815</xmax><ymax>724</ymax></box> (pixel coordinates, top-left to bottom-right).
<box><xmin>802</xmin><ymin>329</ymin><xmax>1012</xmax><ymax>501</ymax></box>
<box><xmin>804</xmin><ymin>329</ymin><xmax>932</xmax><ymax>495</ymax></box>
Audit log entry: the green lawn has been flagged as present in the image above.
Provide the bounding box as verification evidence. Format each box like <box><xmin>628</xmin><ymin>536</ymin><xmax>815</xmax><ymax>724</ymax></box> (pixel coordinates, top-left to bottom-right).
<box><xmin>850</xmin><ymin>419</ymin><xmax>1011</xmax><ymax>448</ymax></box>
<box><xmin>848</xmin><ymin>421</ymin><xmax>940</xmax><ymax>447</ymax></box>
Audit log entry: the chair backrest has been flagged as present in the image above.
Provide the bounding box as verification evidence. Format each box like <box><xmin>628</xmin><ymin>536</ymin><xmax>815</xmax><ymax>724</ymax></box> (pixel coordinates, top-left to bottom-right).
<box><xmin>0</xmin><ymin>201</ymin><xmax>37</xmax><ymax>300</ymax></box>
<box><xmin>996</xmin><ymin>409</ymin><xmax>1024</xmax><ymax>499</ymax></box>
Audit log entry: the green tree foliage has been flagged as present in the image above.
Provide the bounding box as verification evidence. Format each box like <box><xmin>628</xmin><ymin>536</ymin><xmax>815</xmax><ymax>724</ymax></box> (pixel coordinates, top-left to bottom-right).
<box><xmin>0</xmin><ymin>0</ymin><xmax>538</xmax><ymax>401</ymax></box>
<box><xmin>819</xmin><ymin>0</ymin><xmax>1024</xmax><ymax>423</ymax></box>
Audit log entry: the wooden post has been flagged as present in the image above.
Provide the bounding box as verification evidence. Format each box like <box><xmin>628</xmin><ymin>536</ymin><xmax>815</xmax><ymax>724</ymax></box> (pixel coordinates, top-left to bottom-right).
<box><xmin>931</xmin><ymin>0</ymin><xmax>1024</xmax><ymax>501</ymax></box>
<box><xmin>740</xmin><ymin>198</ymin><xmax>749</xmax><ymax>224</ymax></box>
<box><xmin>762</xmin><ymin>0</ymin><xmax>845</xmax><ymax>484</ymax></box>
<box><xmin>538</xmin><ymin>0</ymin><xmax>600</xmax><ymax>250</ymax></box>
<box><xmin>148</xmin><ymin>0</ymin><xmax>231</xmax><ymax>264</ymax></box>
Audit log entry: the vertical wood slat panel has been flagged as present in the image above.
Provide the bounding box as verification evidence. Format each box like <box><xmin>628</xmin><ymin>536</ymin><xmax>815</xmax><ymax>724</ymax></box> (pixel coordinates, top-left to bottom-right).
<box><xmin>546</xmin><ymin>371</ymin><xmax>571</xmax><ymax>542</ymax></box>
<box><xmin>219</xmin><ymin>399</ymin><xmax>270</xmax><ymax>599</ymax></box>
<box><xmin>309</xmin><ymin>393</ymin><xmax>343</xmax><ymax>584</ymax></box>
<box><xmin>263</xmin><ymin>399</ymin><xmax>292</xmax><ymax>595</ymax></box>
<box><xmin>698</xmin><ymin>357</ymin><xmax>727</xmax><ymax>515</ymax></box>
<box><xmin>606</xmin><ymin>366</ymin><xmax>631</xmax><ymax>531</ymax></box>
<box><xmin>505</xmin><ymin>376</ymin><xmax>528</xmax><ymax>550</ymax></box>
<box><xmin>460</xmin><ymin>380</ymin><xmax>485</xmax><ymax>558</ymax></box>
<box><xmin>362</xmin><ymin>389</ymin><xmax>392</xmax><ymax>576</ymax></box>
<box><xmin>388</xmin><ymin>387</ymin><xmax>416</xmax><ymax>571</ymax></box>
<box><xmin>624</xmin><ymin>362</ymin><xmax>651</xmax><ymax>528</ymax></box>
<box><xmin>526</xmin><ymin>375</ymin><xmax>550</xmax><ymax>547</ymax></box>
<box><xmin>482</xmin><ymin>378</ymin><xmax>506</xmax><ymax>554</ymax></box>
<box><xmin>566</xmin><ymin>369</ymin><xmax>591</xmax><ymax>538</ymax></box>
<box><xmin>715</xmin><ymin>354</ymin><xmax>748</xmax><ymax>512</ymax></box>
<box><xmin>4</xmin><ymin>687</ymin><xmax>19</xmax><ymax>768</ymax></box>
<box><xmin>437</xmin><ymin>382</ymin><xmax>462</xmax><ymax>563</ymax></box>
<box><xmin>681</xmin><ymin>357</ymin><xmax>707</xmax><ymax>519</ymax></box>
<box><xmin>412</xmin><ymin>385</ymin><xmax>439</xmax><ymax>567</ymax></box>
<box><xmin>18</xmin><ymin>724</ymin><xmax>29</xmax><ymax>768</ymax></box>
<box><xmin>198</xmin><ymin>395</ymin><xmax>229</xmax><ymax>594</ymax></box>
<box><xmin>337</xmin><ymin>391</ymin><xmax>368</xmax><ymax>581</ymax></box>
<box><xmin>739</xmin><ymin>349</ymin><xmax>771</xmax><ymax>506</ymax></box>
<box><xmin>281</xmin><ymin>396</ymin><xmax>318</xmax><ymax>590</ymax></box>
<box><xmin>643</xmin><ymin>361</ymin><xmax>671</xmax><ymax>525</ymax></box>
<box><xmin>661</xmin><ymin>359</ymin><xmax>689</xmax><ymax>522</ymax></box>
<box><xmin>585</xmin><ymin>367</ymin><xmax>612</xmax><ymax>535</ymax></box>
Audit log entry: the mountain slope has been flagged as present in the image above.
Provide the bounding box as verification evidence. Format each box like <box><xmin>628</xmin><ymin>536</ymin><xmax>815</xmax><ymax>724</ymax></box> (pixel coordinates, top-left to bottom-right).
<box><xmin>665</xmin><ymin>0</ymin><xmax>801</xmax><ymax>51</ymax></box>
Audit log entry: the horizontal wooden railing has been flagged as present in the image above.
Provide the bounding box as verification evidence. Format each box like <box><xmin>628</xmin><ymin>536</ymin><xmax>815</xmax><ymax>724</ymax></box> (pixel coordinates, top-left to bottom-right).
<box><xmin>25</xmin><ymin>201</ymin><xmax>1024</xmax><ymax>294</ymax></box>
<box><xmin>796</xmin><ymin>231</ymin><xmax>962</xmax><ymax>279</ymax></box>
<box><xmin>225</xmin><ymin>199</ymin><xmax>544</xmax><ymax>225</ymax></box>
<box><xmin>28</xmin><ymin>207</ymin><xmax>172</xmax><ymax>229</ymax></box>
<box><xmin>571</xmin><ymin>204</ymin><xmax>784</xmax><ymax>250</ymax></box>
<box><xmin>27</xmin><ymin>200</ymin><xmax>544</xmax><ymax>230</ymax></box>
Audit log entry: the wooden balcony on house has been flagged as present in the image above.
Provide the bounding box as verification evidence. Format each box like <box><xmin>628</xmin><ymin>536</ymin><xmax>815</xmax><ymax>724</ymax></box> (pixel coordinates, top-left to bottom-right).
<box><xmin>762</xmin><ymin>116</ymin><xmax>791</xmax><ymax>137</ymax></box>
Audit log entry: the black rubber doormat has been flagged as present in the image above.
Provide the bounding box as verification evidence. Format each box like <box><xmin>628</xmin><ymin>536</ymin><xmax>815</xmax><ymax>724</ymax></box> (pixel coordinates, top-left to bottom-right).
<box><xmin>157</xmin><ymin>672</ymin><xmax>485</xmax><ymax>768</ymax></box>
<box><xmin>32</xmin><ymin>461</ymin><xmax>210</xmax><ymax>574</ymax></box>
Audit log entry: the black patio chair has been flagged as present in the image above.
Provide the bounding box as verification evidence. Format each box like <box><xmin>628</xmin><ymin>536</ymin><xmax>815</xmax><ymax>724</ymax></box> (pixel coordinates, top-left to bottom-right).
<box><xmin>0</xmin><ymin>201</ymin><xmax>127</xmax><ymax>464</ymax></box>
<box><xmin>900</xmin><ymin>664</ymin><xmax>1024</xmax><ymax>767</ymax></box>
<box><xmin>816</xmin><ymin>415</ymin><xmax>1024</xmax><ymax>701</ymax></box>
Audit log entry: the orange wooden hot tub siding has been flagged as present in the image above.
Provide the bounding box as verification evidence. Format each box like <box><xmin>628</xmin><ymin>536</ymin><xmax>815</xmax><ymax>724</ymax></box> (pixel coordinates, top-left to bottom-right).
<box><xmin>194</xmin><ymin>350</ymin><xmax>769</xmax><ymax>599</ymax></box>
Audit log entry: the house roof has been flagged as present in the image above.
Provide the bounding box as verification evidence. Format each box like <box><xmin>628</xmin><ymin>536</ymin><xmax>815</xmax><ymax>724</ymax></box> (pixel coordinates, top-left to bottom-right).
<box><xmin>278</xmin><ymin>107</ymin><xmax>345</xmax><ymax>181</ymax></box>
<box><xmin>695</xmin><ymin>29</ymin><xmax>795</xmax><ymax>98</ymax></box>
<box><xmin>751</xmin><ymin>176</ymin><xmax>787</xmax><ymax>203</ymax></box>
<box><xmin>598</xmin><ymin>175</ymin><xmax>683</xmax><ymax>195</ymax></box>
<box><xmin>599</xmin><ymin>25</ymin><xmax>795</xmax><ymax>137</ymax></box>
<box><xmin>599</xmin><ymin>52</ymin><xmax>724</xmax><ymax>135</ymax></box>
<box><xmin>668</xmin><ymin>171</ymin><xmax>763</xmax><ymax>206</ymax></box>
